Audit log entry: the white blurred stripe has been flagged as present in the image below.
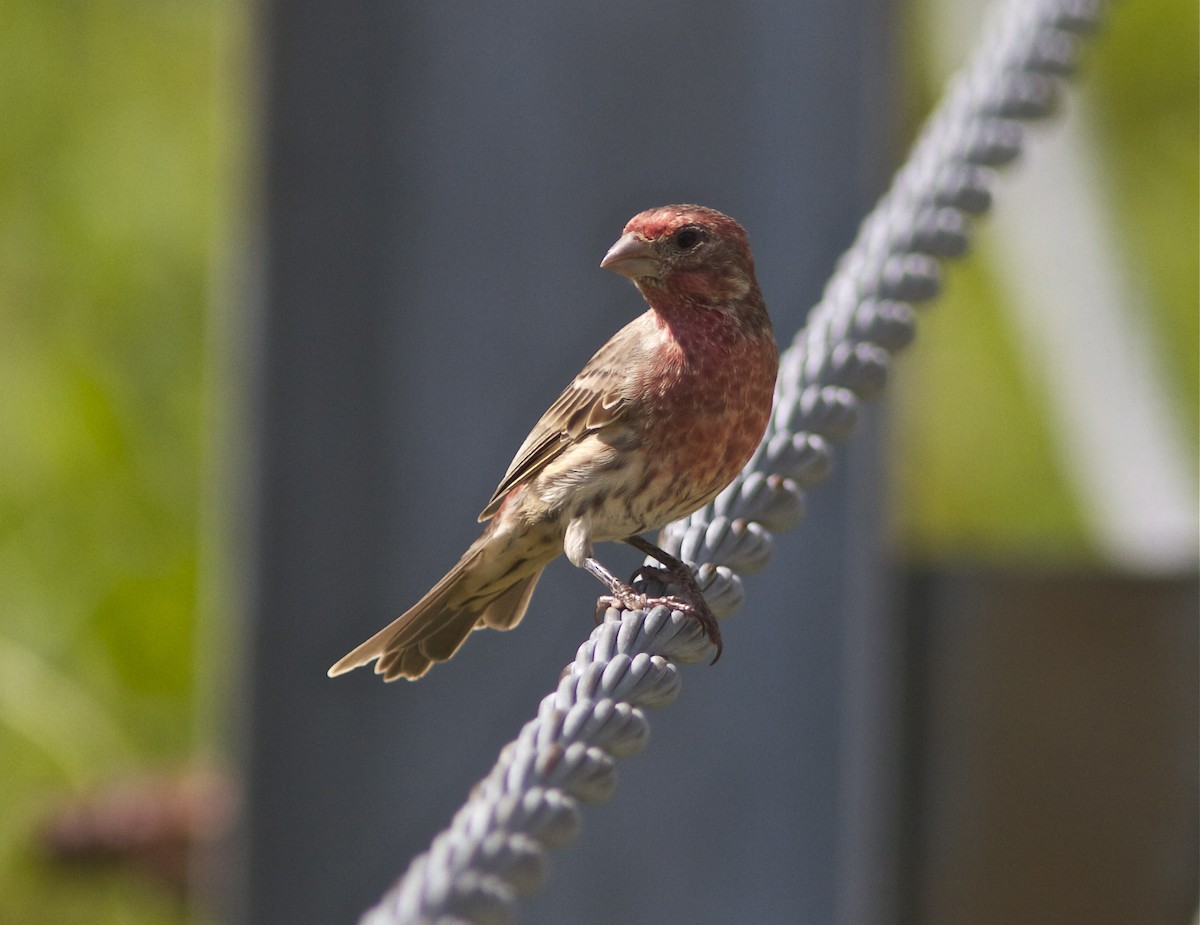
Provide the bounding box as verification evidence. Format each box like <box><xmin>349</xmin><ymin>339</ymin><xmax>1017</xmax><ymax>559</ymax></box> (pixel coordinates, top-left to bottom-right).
<box><xmin>988</xmin><ymin>120</ymin><xmax>1198</xmax><ymax>571</ymax></box>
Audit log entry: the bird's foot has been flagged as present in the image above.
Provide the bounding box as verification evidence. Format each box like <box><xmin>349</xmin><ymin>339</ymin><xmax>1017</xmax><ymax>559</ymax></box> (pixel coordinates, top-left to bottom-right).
<box><xmin>626</xmin><ymin>535</ymin><xmax>721</xmax><ymax>663</ymax></box>
<box><xmin>627</xmin><ymin>536</ymin><xmax>707</xmax><ymax>598</ymax></box>
<box><xmin>592</xmin><ymin>586</ymin><xmax>722</xmax><ymax>665</ymax></box>
<box><xmin>584</xmin><ymin>543</ymin><xmax>722</xmax><ymax>664</ymax></box>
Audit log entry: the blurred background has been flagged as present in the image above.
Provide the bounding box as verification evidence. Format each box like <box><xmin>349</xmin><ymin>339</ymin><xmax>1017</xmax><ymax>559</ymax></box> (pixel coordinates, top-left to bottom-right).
<box><xmin>0</xmin><ymin>1</ymin><xmax>1195</xmax><ymax>924</ymax></box>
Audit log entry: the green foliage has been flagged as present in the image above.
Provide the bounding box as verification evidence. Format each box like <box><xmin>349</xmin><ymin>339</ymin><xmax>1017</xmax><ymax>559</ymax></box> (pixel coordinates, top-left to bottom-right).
<box><xmin>0</xmin><ymin>0</ymin><xmax>234</xmax><ymax>920</ymax></box>
<box><xmin>892</xmin><ymin>251</ymin><xmax>1093</xmax><ymax>562</ymax></box>
<box><xmin>895</xmin><ymin>0</ymin><xmax>1198</xmax><ymax>563</ymax></box>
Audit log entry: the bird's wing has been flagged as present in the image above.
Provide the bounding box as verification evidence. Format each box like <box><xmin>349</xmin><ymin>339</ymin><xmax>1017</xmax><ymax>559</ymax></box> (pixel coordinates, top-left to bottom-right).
<box><xmin>477</xmin><ymin>317</ymin><xmax>651</xmax><ymax>521</ymax></box>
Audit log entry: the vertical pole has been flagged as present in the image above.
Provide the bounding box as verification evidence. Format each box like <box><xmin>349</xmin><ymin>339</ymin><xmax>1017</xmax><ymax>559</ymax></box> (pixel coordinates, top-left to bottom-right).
<box><xmin>233</xmin><ymin>2</ymin><xmax>899</xmax><ymax>922</ymax></box>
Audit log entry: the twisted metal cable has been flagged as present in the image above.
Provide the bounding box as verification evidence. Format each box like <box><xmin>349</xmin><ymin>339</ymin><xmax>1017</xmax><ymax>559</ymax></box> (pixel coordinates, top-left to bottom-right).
<box><xmin>361</xmin><ymin>1</ymin><xmax>1104</xmax><ymax>921</ymax></box>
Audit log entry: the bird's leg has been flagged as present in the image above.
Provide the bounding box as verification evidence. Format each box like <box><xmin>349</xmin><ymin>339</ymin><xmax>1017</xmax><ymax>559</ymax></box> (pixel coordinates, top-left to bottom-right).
<box><xmin>626</xmin><ymin>535</ymin><xmax>722</xmax><ymax>664</ymax></box>
<box><xmin>583</xmin><ymin>543</ymin><xmax>723</xmax><ymax>664</ymax></box>
<box><xmin>627</xmin><ymin>535</ymin><xmax>706</xmax><ymax>599</ymax></box>
<box><xmin>585</xmin><ymin>551</ymin><xmax>722</xmax><ymax>664</ymax></box>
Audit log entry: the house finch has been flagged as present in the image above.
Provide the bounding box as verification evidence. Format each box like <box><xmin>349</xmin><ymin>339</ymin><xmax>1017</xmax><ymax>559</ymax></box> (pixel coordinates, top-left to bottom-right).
<box><xmin>329</xmin><ymin>204</ymin><xmax>778</xmax><ymax>681</ymax></box>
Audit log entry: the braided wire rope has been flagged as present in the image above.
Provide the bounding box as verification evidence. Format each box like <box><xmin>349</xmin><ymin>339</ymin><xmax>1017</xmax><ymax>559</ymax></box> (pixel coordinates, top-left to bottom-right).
<box><xmin>361</xmin><ymin>1</ymin><xmax>1105</xmax><ymax>921</ymax></box>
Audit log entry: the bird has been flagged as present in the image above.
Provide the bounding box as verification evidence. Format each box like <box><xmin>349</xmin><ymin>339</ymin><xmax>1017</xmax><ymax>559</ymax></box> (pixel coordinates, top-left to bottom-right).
<box><xmin>328</xmin><ymin>204</ymin><xmax>778</xmax><ymax>681</ymax></box>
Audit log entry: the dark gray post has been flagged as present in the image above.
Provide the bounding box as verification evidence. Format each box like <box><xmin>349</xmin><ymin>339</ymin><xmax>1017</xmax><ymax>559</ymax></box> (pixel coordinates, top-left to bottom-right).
<box><xmin>234</xmin><ymin>2</ymin><xmax>899</xmax><ymax>923</ymax></box>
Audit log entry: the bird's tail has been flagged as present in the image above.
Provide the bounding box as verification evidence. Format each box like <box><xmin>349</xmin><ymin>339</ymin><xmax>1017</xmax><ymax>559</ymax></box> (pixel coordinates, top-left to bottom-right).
<box><xmin>327</xmin><ymin>538</ymin><xmax>544</xmax><ymax>682</ymax></box>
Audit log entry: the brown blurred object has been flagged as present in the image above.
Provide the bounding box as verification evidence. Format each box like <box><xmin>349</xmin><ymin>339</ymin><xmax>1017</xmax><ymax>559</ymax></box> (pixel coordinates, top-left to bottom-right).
<box><xmin>36</xmin><ymin>769</ymin><xmax>238</xmax><ymax>897</ymax></box>
<box><xmin>902</xmin><ymin>569</ymin><xmax>1199</xmax><ymax>925</ymax></box>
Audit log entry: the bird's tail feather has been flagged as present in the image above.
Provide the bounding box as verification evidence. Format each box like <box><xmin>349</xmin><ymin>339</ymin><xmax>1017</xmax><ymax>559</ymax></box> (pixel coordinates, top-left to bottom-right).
<box><xmin>478</xmin><ymin>568</ymin><xmax>541</xmax><ymax>630</ymax></box>
<box><xmin>327</xmin><ymin>542</ymin><xmax>544</xmax><ymax>681</ymax></box>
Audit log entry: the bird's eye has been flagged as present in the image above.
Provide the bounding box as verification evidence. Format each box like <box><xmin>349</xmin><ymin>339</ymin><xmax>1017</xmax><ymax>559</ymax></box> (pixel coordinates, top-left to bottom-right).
<box><xmin>673</xmin><ymin>227</ymin><xmax>706</xmax><ymax>250</ymax></box>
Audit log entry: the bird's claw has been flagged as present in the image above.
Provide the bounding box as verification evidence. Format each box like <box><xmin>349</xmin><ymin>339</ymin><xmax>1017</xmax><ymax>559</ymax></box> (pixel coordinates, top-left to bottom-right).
<box><xmin>585</xmin><ymin>546</ymin><xmax>722</xmax><ymax>664</ymax></box>
<box><xmin>662</xmin><ymin>593</ymin><xmax>723</xmax><ymax>665</ymax></box>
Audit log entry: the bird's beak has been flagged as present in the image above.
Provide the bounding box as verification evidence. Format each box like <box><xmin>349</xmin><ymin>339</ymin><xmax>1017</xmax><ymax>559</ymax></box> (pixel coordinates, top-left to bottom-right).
<box><xmin>600</xmin><ymin>233</ymin><xmax>659</xmax><ymax>280</ymax></box>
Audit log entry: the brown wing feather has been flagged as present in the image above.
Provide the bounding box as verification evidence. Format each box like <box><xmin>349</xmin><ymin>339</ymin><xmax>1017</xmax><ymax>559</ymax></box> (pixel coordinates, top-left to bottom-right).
<box><xmin>477</xmin><ymin>315</ymin><xmax>653</xmax><ymax>521</ymax></box>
